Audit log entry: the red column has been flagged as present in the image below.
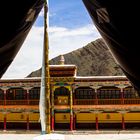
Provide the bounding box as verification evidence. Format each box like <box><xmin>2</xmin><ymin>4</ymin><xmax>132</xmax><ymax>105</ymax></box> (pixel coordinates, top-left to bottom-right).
<box><xmin>121</xmin><ymin>88</ymin><xmax>124</xmax><ymax>104</ymax></box>
<box><xmin>70</xmin><ymin>114</ymin><xmax>73</xmax><ymax>131</ymax></box>
<box><xmin>4</xmin><ymin>90</ymin><xmax>7</xmax><ymax>106</ymax></box>
<box><xmin>73</xmin><ymin>113</ymin><xmax>76</xmax><ymax>130</ymax></box>
<box><xmin>95</xmin><ymin>89</ymin><xmax>98</xmax><ymax>105</ymax></box>
<box><xmin>26</xmin><ymin>89</ymin><xmax>30</xmax><ymax>105</ymax></box>
<box><xmin>95</xmin><ymin>115</ymin><xmax>99</xmax><ymax>130</ymax></box>
<box><xmin>122</xmin><ymin>114</ymin><xmax>125</xmax><ymax>130</ymax></box>
<box><xmin>4</xmin><ymin>114</ymin><xmax>7</xmax><ymax>131</ymax></box>
<box><xmin>27</xmin><ymin>114</ymin><xmax>29</xmax><ymax>130</ymax></box>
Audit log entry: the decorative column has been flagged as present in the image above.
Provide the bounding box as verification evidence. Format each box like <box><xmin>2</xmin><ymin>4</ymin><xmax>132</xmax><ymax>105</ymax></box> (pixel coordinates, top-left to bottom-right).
<box><xmin>73</xmin><ymin>113</ymin><xmax>76</xmax><ymax>130</ymax></box>
<box><xmin>95</xmin><ymin>113</ymin><xmax>99</xmax><ymax>130</ymax></box>
<box><xmin>1</xmin><ymin>88</ymin><xmax>8</xmax><ymax>106</ymax></box>
<box><xmin>24</xmin><ymin>87</ymin><xmax>32</xmax><ymax>105</ymax></box>
<box><xmin>120</xmin><ymin>88</ymin><xmax>124</xmax><ymax>104</ymax></box>
<box><xmin>122</xmin><ymin>113</ymin><xmax>125</xmax><ymax>130</ymax></box>
<box><xmin>3</xmin><ymin>112</ymin><xmax>7</xmax><ymax>131</ymax></box>
<box><xmin>51</xmin><ymin>86</ymin><xmax>54</xmax><ymax>131</ymax></box>
<box><xmin>91</xmin><ymin>86</ymin><xmax>101</xmax><ymax>105</ymax></box>
<box><xmin>27</xmin><ymin>113</ymin><xmax>30</xmax><ymax>130</ymax></box>
<box><xmin>92</xmin><ymin>110</ymin><xmax>102</xmax><ymax>131</ymax></box>
<box><xmin>118</xmin><ymin>111</ymin><xmax>128</xmax><ymax>130</ymax></box>
<box><xmin>95</xmin><ymin>89</ymin><xmax>98</xmax><ymax>105</ymax></box>
<box><xmin>70</xmin><ymin>87</ymin><xmax>73</xmax><ymax>131</ymax></box>
<box><xmin>4</xmin><ymin>90</ymin><xmax>7</xmax><ymax>106</ymax></box>
<box><xmin>117</xmin><ymin>85</ymin><xmax>127</xmax><ymax>105</ymax></box>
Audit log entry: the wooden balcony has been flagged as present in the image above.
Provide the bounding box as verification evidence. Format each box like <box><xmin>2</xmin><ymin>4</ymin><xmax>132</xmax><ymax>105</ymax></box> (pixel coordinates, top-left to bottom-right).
<box><xmin>98</xmin><ymin>99</ymin><xmax>122</xmax><ymax>105</ymax></box>
<box><xmin>1</xmin><ymin>99</ymin><xmax>140</xmax><ymax>106</ymax></box>
<box><xmin>0</xmin><ymin>100</ymin><xmax>4</xmax><ymax>105</ymax></box>
<box><xmin>74</xmin><ymin>98</ymin><xmax>140</xmax><ymax>105</ymax></box>
<box><xmin>0</xmin><ymin>100</ymin><xmax>39</xmax><ymax>105</ymax></box>
<box><xmin>73</xmin><ymin>99</ymin><xmax>97</xmax><ymax>105</ymax></box>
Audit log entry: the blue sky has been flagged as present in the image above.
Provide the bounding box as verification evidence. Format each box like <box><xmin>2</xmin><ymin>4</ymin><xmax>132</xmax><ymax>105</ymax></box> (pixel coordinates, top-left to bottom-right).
<box><xmin>3</xmin><ymin>0</ymin><xmax>101</xmax><ymax>79</ymax></box>
<box><xmin>36</xmin><ymin>0</ymin><xmax>92</xmax><ymax>28</ymax></box>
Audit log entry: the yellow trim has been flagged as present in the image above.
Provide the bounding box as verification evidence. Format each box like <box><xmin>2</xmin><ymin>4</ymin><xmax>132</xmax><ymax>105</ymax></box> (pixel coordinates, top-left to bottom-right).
<box><xmin>7</xmin><ymin>113</ymin><xmax>27</xmax><ymax>122</ymax></box>
<box><xmin>55</xmin><ymin>113</ymin><xmax>70</xmax><ymax>123</ymax></box>
<box><xmin>53</xmin><ymin>86</ymin><xmax>71</xmax><ymax>91</ymax></box>
<box><xmin>0</xmin><ymin>113</ymin><xmax>4</xmax><ymax>121</ymax></box>
<box><xmin>124</xmin><ymin>113</ymin><xmax>140</xmax><ymax>122</ymax></box>
<box><xmin>76</xmin><ymin>113</ymin><xmax>96</xmax><ymax>123</ymax></box>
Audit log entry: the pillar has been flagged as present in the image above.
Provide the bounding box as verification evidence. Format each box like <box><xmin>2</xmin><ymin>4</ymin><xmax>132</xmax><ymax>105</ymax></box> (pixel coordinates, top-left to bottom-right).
<box><xmin>117</xmin><ymin>85</ymin><xmax>127</xmax><ymax>105</ymax></box>
<box><xmin>24</xmin><ymin>88</ymin><xmax>31</xmax><ymax>105</ymax></box>
<box><xmin>70</xmin><ymin>89</ymin><xmax>73</xmax><ymax>131</ymax></box>
<box><xmin>122</xmin><ymin>113</ymin><xmax>125</xmax><ymax>130</ymax></box>
<box><xmin>95</xmin><ymin>89</ymin><xmax>98</xmax><ymax>105</ymax></box>
<box><xmin>73</xmin><ymin>113</ymin><xmax>76</xmax><ymax>130</ymax></box>
<box><xmin>51</xmin><ymin>87</ymin><xmax>54</xmax><ymax>131</ymax></box>
<box><xmin>120</xmin><ymin>88</ymin><xmax>124</xmax><ymax>104</ymax></box>
<box><xmin>4</xmin><ymin>90</ymin><xmax>7</xmax><ymax>106</ymax></box>
<box><xmin>95</xmin><ymin>114</ymin><xmax>99</xmax><ymax>130</ymax></box>
<box><xmin>3</xmin><ymin>113</ymin><xmax>7</xmax><ymax>131</ymax></box>
<box><xmin>51</xmin><ymin>110</ymin><xmax>54</xmax><ymax>131</ymax></box>
<box><xmin>70</xmin><ymin>110</ymin><xmax>73</xmax><ymax>131</ymax></box>
<box><xmin>1</xmin><ymin>88</ymin><xmax>8</xmax><ymax>106</ymax></box>
<box><xmin>118</xmin><ymin>111</ymin><xmax>127</xmax><ymax>130</ymax></box>
<box><xmin>92</xmin><ymin>86</ymin><xmax>101</xmax><ymax>105</ymax></box>
<box><xmin>27</xmin><ymin>113</ymin><xmax>30</xmax><ymax>130</ymax></box>
<box><xmin>91</xmin><ymin>111</ymin><xmax>102</xmax><ymax>130</ymax></box>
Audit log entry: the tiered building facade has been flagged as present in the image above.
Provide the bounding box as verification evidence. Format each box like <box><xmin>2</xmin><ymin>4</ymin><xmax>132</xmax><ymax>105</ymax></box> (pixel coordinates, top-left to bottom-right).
<box><xmin>0</xmin><ymin>64</ymin><xmax>140</xmax><ymax>131</ymax></box>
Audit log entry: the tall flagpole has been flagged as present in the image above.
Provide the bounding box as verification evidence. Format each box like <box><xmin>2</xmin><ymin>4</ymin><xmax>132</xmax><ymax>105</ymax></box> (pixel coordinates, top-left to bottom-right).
<box><xmin>39</xmin><ymin>0</ymin><xmax>51</xmax><ymax>134</ymax></box>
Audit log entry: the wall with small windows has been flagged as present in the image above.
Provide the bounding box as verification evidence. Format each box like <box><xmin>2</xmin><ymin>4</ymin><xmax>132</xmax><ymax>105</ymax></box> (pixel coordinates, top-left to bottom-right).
<box><xmin>74</xmin><ymin>87</ymin><xmax>95</xmax><ymax>99</ymax></box>
<box><xmin>6</xmin><ymin>88</ymin><xmax>26</xmax><ymax>100</ymax></box>
<box><xmin>29</xmin><ymin>87</ymin><xmax>40</xmax><ymax>99</ymax></box>
<box><xmin>97</xmin><ymin>86</ymin><xmax>121</xmax><ymax>99</ymax></box>
<box><xmin>0</xmin><ymin>89</ymin><xmax>4</xmax><ymax>100</ymax></box>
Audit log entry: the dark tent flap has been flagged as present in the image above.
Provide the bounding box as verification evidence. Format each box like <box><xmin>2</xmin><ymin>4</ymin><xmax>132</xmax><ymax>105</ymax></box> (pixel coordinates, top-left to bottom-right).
<box><xmin>0</xmin><ymin>0</ymin><xmax>44</xmax><ymax>77</ymax></box>
<box><xmin>82</xmin><ymin>0</ymin><xmax>140</xmax><ymax>92</ymax></box>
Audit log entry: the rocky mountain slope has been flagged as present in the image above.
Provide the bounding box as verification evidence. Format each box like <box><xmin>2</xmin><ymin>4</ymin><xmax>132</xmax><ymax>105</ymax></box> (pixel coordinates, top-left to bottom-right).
<box><xmin>27</xmin><ymin>38</ymin><xmax>124</xmax><ymax>77</ymax></box>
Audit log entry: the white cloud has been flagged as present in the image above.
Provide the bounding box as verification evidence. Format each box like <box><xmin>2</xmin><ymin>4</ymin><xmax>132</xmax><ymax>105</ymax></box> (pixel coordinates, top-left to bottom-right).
<box><xmin>49</xmin><ymin>24</ymin><xmax>101</xmax><ymax>58</ymax></box>
<box><xmin>2</xmin><ymin>24</ymin><xmax>101</xmax><ymax>79</ymax></box>
<box><xmin>2</xmin><ymin>26</ymin><xmax>44</xmax><ymax>79</ymax></box>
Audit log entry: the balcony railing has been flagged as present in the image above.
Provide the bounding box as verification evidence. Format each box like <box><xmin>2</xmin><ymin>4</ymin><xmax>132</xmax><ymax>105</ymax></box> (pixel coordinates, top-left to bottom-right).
<box><xmin>0</xmin><ymin>100</ymin><xmax>39</xmax><ymax>105</ymax></box>
<box><xmin>74</xmin><ymin>98</ymin><xmax>140</xmax><ymax>105</ymax></box>
<box><xmin>1</xmin><ymin>99</ymin><xmax>140</xmax><ymax>106</ymax></box>
<box><xmin>98</xmin><ymin>99</ymin><xmax>122</xmax><ymax>105</ymax></box>
<box><xmin>124</xmin><ymin>99</ymin><xmax>140</xmax><ymax>104</ymax></box>
<box><xmin>74</xmin><ymin>99</ymin><xmax>97</xmax><ymax>105</ymax></box>
<box><xmin>0</xmin><ymin>100</ymin><xmax>4</xmax><ymax>105</ymax></box>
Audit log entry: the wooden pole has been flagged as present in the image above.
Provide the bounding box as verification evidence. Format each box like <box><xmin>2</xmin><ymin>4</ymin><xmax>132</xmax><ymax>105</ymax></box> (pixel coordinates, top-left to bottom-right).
<box><xmin>39</xmin><ymin>0</ymin><xmax>50</xmax><ymax>134</ymax></box>
<box><xmin>44</xmin><ymin>0</ymin><xmax>51</xmax><ymax>134</ymax></box>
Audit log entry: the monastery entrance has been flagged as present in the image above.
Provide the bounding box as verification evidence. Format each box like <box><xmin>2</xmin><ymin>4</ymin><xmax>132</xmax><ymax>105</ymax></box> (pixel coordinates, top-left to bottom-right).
<box><xmin>54</xmin><ymin>86</ymin><xmax>71</xmax><ymax>130</ymax></box>
<box><xmin>54</xmin><ymin>86</ymin><xmax>70</xmax><ymax>105</ymax></box>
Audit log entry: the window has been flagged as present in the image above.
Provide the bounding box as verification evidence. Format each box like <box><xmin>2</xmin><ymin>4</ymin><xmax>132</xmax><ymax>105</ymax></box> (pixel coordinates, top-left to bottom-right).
<box><xmin>124</xmin><ymin>87</ymin><xmax>136</xmax><ymax>98</ymax></box>
<box><xmin>0</xmin><ymin>89</ymin><xmax>4</xmax><ymax>100</ymax></box>
<box><xmin>6</xmin><ymin>88</ymin><xmax>26</xmax><ymax>100</ymax></box>
<box><xmin>98</xmin><ymin>87</ymin><xmax>121</xmax><ymax>99</ymax></box>
<box><xmin>29</xmin><ymin>87</ymin><xmax>40</xmax><ymax>99</ymax></box>
<box><xmin>54</xmin><ymin>87</ymin><xmax>70</xmax><ymax>100</ymax></box>
<box><xmin>15</xmin><ymin>88</ymin><xmax>26</xmax><ymax>100</ymax></box>
<box><xmin>75</xmin><ymin>87</ymin><xmax>95</xmax><ymax>99</ymax></box>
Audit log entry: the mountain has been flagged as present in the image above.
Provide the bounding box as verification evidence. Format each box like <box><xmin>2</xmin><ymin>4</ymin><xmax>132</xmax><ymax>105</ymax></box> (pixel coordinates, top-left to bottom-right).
<box><xmin>27</xmin><ymin>38</ymin><xmax>124</xmax><ymax>77</ymax></box>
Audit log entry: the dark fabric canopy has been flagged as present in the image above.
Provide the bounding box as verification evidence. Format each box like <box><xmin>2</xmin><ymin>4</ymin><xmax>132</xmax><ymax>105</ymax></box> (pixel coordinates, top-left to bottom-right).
<box><xmin>1</xmin><ymin>0</ymin><xmax>140</xmax><ymax>93</ymax></box>
<box><xmin>82</xmin><ymin>0</ymin><xmax>140</xmax><ymax>92</ymax></box>
<box><xmin>0</xmin><ymin>0</ymin><xmax>44</xmax><ymax>77</ymax></box>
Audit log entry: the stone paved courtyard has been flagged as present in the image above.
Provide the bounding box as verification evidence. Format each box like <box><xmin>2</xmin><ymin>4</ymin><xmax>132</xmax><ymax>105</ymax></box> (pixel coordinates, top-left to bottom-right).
<box><xmin>1</xmin><ymin>131</ymin><xmax>140</xmax><ymax>140</ymax></box>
